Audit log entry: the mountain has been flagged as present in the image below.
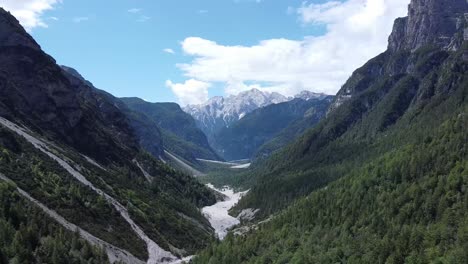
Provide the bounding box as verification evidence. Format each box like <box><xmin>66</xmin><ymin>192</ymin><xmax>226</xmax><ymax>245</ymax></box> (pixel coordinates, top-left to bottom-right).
<box><xmin>183</xmin><ymin>88</ymin><xmax>289</xmax><ymax>144</ymax></box>
<box><xmin>194</xmin><ymin>0</ymin><xmax>468</xmax><ymax>262</ymax></box>
<box><xmin>254</xmin><ymin>95</ymin><xmax>334</xmax><ymax>159</ymax></box>
<box><xmin>0</xmin><ymin>8</ymin><xmax>217</xmax><ymax>263</ymax></box>
<box><xmin>294</xmin><ymin>90</ymin><xmax>329</xmax><ymax>101</ymax></box>
<box><xmin>212</xmin><ymin>96</ymin><xmax>333</xmax><ymax>161</ymax></box>
<box><xmin>59</xmin><ymin>69</ymin><xmax>218</xmax><ymax>168</ymax></box>
<box><xmin>60</xmin><ymin>66</ymin><xmax>167</xmax><ymax>160</ymax></box>
<box><xmin>235</xmin><ymin>0</ymin><xmax>468</xmax><ymax>216</ymax></box>
<box><xmin>120</xmin><ymin>97</ymin><xmax>221</xmax><ymax>163</ymax></box>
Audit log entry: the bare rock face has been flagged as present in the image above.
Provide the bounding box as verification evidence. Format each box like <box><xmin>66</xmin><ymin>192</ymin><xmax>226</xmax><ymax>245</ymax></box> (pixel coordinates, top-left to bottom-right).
<box><xmin>389</xmin><ymin>0</ymin><xmax>468</xmax><ymax>52</ymax></box>
<box><xmin>0</xmin><ymin>9</ymin><xmax>40</xmax><ymax>50</ymax></box>
<box><xmin>0</xmin><ymin>8</ymin><xmax>141</xmax><ymax>164</ymax></box>
<box><xmin>330</xmin><ymin>0</ymin><xmax>468</xmax><ymax>114</ymax></box>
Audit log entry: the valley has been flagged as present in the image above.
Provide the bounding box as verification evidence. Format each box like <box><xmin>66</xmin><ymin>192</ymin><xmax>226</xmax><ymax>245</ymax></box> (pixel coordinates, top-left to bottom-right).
<box><xmin>0</xmin><ymin>0</ymin><xmax>467</xmax><ymax>263</ymax></box>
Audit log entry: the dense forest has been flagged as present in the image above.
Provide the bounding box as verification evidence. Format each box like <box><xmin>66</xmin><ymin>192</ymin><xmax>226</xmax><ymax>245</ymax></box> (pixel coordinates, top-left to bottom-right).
<box><xmin>193</xmin><ymin>0</ymin><xmax>468</xmax><ymax>261</ymax></box>
<box><xmin>0</xmin><ymin>181</ymin><xmax>108</xmax><ymax>264</ymax></box>
<box><xmin>0</xmin><ymin>124</ymin><xmax>217</xmax><ymax>259</ymax></box>
<box><xmin>194</xmin><ymin>82</ymin><xmax>468</xmax><ymax>264</ymax></box>
<box><xmin>226</xmin><ymin>44</ymin><xmax>468</xmax><ymax>217</ymax></box>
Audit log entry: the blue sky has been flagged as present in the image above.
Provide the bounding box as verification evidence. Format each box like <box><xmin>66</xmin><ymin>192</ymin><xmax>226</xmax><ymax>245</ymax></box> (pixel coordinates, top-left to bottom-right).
<box><xmin>2</xmin><ymin>0</ymin><xmax>410</xmax><ymax>105</ymax></box>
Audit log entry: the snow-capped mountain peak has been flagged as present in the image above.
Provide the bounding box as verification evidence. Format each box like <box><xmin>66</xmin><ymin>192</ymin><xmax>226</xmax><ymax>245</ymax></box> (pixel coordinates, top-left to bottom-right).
<box><xmin>294</xmin><ymin>90</ymin><xmax>328</xmax><ymax>101</ymax></box>
<box><xmin>183</xmin><ymin>89</ymin><xmax>330</xmax><ymax>143</ymax></box>
<box><xmin>184</xmin><ymin>89</ymin><xmax>289</xmax><ymax>140</ymax></box>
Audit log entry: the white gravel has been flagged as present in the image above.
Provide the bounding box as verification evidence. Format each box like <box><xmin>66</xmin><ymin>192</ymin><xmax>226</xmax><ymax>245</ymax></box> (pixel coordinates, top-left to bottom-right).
<box><xmin>202</xmin><ymin>184</ymin><xmax>248</xmax><ymax>239</ymax></box>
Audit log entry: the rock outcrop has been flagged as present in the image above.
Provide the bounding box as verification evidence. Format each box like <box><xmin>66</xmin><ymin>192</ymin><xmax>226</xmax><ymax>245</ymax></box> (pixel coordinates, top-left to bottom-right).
<box><xmin>330</xmin><ymin>0</ymin><xmax>468</xmax><ymax>114</ymax></box>
<box><xmin>389</xmin><ymin>0</ymin><xmax>467</xmax><ymax>52</ymax></box>
<box><xmin>0</xmin><ymin>9</ymin><xmax>40</xmax><ymax>50</ymax></box>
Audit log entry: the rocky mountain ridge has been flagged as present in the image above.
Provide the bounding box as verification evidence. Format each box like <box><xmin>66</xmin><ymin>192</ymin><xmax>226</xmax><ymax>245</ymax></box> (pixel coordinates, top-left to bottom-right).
<box><xmin>212</xmin><ymin>96</ymin><xmax>334</xmax><ymax>160</ymax></box>
<box><xmin>184</xmin><ymin>88</ymin><xmax>328</xmax><ymax>146</ymax></box>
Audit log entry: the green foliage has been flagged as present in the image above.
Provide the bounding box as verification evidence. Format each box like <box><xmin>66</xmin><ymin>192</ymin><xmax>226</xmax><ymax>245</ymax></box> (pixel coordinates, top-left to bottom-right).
<box><xmin>0</xmin><ymin>126</ymin><xmax>218</xmax><ymax>258</ymax></box>
<box><xmin>232</xmin><ymin>46</ymin><xmax>468</xmax><ymax>217</ymax></box>
<box><xmin>194</xmin><ymin>106</ymin><xmax>468</xmax><ymax>264</ymax></box>
<box><xmin>0</xmin><ymin>131</ymin><xmax>149</xmax><ymax>259</ymax></box>
<box><xmin>0</xmin><ymin>181</ymin><xmax>108</xmax><ymax>263</ymax></box>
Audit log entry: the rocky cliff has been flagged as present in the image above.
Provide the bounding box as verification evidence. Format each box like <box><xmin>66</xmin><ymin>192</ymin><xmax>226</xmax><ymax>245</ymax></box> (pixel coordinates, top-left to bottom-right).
<box><xmin>389</xmin><ymin>0</ymin><xmax>467</xmax><ymax>52</ymax></box>
<box><xmin>330</xmin><ymin>0</ymin><xmax>467</xmax><ymax>113</ymax></box>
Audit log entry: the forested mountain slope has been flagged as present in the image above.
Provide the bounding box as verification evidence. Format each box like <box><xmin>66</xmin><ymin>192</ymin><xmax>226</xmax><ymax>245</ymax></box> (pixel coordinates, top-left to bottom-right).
<box><xmin>212</xmin><ymin>97</ymin><xmax>333</xmax><ymax>161</ymax></box>
<box><xmin>194</xmin><ymin>0</ymin><xmax>468</xmax><ymax>262</ymax></box>
<box><xmin>233</xmin><ymin>0</ymin><xmax>468</xmax><ymax>216</ymax></box>
<box><xmin>0</xmin><ymin>8</ymin><xmax>216</xmax><ymax>263</ymax></box>
<box><xmin>121</xmin><ymin>97</ymin><xmax>221</xmax><ymax>163</ymax></box>
<box><xmin>0</xmin><ymin>180</ymin><xmax>109</xmax><ymax>263</ymax></box>
<box><xmin>253</xmin><ymin>96</ymin><xmax>334</xmax><ymax>159</ymax></box>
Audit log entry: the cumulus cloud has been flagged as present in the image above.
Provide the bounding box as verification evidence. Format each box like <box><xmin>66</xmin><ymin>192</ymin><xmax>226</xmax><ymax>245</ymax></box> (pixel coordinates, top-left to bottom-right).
<box><xmin>176</xmin><ymin>0</ymin><xmax>409</xmax><ymax>97</ymax></box>
<box><xmin>165</xmin><ymin>79</ymin><xmax>211</xmax><ymax>106</ymax></box>
<box><xmin>0</xmin><ymin>0</ymin><xmax>61</xmax><ymax>30</ymax></box>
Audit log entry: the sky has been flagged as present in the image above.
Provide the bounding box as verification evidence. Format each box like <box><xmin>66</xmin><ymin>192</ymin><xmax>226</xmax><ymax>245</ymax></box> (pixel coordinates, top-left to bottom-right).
<box><xmin>0</xmin><ymin>0</ymin><xmax>410</xmax><ymax>106</ymax></box>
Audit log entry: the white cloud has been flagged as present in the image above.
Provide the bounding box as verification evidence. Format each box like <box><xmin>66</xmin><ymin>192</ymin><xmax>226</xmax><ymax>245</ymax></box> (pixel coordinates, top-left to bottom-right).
<box><xmin>166</xmin><ymin>79</ymin><xmax>211</xmax><ymax>106</ymax></box>
<box><xmin>128</xmin><ymin>8</ymin><xmax>142</xmax><ymax>14</ymax></box>
<box><xmin>73</xmin><ymin>16</ymin><xmax>89</xmax><ymax>23</ymax></box>
<box><xmin>198</xmin><ymin>9</ymin><xmax>208</xmax><ymax>14</ymax></box>
<box><xmin>176</xmin><ymin>0</ymin><xmax>409</xmax><ymax>96</ymax></box>
<box><xmin>163</xmin><ymin>48</ymin><xmax>175</xmax><ymax>54</ymax></box>
<box><xmin>0</xmin><ymin>0</ymin><xmax>61</xmax><ymax>30</ymax></box>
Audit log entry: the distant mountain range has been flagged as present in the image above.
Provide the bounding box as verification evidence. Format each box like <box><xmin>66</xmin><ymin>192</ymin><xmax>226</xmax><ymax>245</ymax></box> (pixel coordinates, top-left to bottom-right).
<box><xmin>184</xmin><ymin>88</ymin><xmax>329</xmax><ymax>159</ymax></box>
<box><xmin>212</xmin><ymin>96</ymin><xmax>334</xmax><ymax>160</ymax></box>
